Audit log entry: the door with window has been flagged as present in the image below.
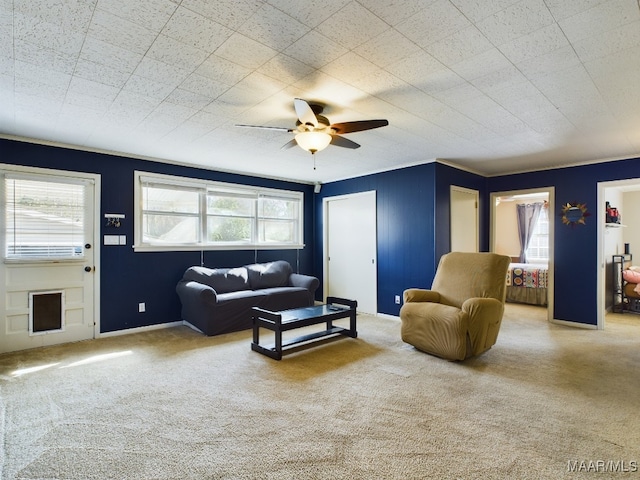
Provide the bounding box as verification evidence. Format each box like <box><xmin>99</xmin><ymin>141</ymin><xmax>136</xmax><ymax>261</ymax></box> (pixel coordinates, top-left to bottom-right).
<box><xmin>0</xmin><ymin>169</ymin><xmax>98</xmax><ymax>353</ymax></box>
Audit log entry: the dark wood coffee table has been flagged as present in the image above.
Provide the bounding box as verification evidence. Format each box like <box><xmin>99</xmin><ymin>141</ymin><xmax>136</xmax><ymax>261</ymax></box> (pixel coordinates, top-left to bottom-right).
<box><xmin>251</xmin><ymin>297</ymin><xmax>357</xmax><ymax>360</ymax></box>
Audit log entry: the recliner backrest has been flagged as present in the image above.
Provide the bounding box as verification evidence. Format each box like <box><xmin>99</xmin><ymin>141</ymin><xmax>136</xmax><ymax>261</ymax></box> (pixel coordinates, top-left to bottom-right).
<box><xmin>431</xmin><ymin>252</ymin><xmax>510</xmax><ymax>308</ymax></box>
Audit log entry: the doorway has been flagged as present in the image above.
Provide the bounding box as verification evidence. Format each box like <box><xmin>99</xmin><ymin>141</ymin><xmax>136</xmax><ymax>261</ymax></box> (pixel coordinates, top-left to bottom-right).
<box><xmin>490</xmin><ymin>187</ymin><xmax>555</xmax><ymax>323</ymax></box>
<box><xmin>597</xmin><ymin>178</ymin><xmax>640</xmax><ymax>329</ymax></box>
<box><xmin>323</xmin><ymin>191</ymin><xmax>377</xmax><ymax>314</ymax></box>
<box><xmin>0</xmin><ymin>165</ymin><xmax>100</xmax><ymax>353</ymax></box>
<box><xmin>450</xmin><ymin>186</ymin><xmax>479</xmax><ymax>252</ymax></box>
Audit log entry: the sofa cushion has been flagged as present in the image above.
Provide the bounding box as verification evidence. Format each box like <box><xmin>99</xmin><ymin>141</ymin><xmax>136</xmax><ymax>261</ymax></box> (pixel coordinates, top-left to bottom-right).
<box><xmin>216</xmin><ymin>289</ymin><xmax>267</xmax><ymax>303</ymax></box>
<box><xmin>261</xmin><ymin>287</ymin><xmax>311</xmax><ymax>311</ymax></box>
<box><xmin>245</xmin><ymin>260</ymin><xmax>292</xmax><ymax>290</ymax></box>
<box><xmin>182</xmin><ymin>266</ymin><xmax>249</xmax><ymax>294</ymax></box>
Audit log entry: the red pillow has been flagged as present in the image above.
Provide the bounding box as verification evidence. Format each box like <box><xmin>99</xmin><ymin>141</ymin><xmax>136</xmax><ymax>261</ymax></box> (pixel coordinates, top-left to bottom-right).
<box><xmin>623</xmin><ymin>269</ymin><xmax>640</xmax><ymax>283</ymax></box>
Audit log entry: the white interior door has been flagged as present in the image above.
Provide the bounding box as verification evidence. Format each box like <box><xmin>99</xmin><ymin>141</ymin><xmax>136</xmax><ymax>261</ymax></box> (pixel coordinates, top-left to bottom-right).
<box><xmin>324</xmin><ymin>191</ymin><xmax>377</xmax><ymax>314</ymax></box>
<box><xmin>450</xmin><ymin>186</ymin><xmax>479</xmax><ymax>252</ymax></box>
<box><xmin>0</xmin><ymin>167</ymin><xmax>99</xmax><ymax>353</ymax></box>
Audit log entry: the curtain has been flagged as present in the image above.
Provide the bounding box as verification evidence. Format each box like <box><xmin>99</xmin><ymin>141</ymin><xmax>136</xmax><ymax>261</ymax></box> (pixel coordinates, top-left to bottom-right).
<box><xmin>517</xmin><ymin>202</ymin><xmax>543</xmax><ymax>263</ymax></box>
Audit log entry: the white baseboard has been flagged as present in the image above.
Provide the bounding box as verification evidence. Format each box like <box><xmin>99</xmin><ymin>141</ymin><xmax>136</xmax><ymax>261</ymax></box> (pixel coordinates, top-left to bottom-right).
<box><xmin>182</xmin><ymin>321</ymin><xmax>204</xmax><ymax>334</ymax></box>
<box><xmin>98</xmin><ymin>313</ymin><xmax>402</xmax><ymax>340</ymax></box>
<box><xmin>98</xmin><ymin>321</ymin><xmax>184</xmax><ymax>338</ymax></box>
<box><xmin>550</xmin><ymin>318</ymin><xmax>598</xmax><ymax>329</ymax></box>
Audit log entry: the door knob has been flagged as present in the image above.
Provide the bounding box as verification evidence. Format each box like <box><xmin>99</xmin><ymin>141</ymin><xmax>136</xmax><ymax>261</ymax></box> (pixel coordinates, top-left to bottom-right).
<box><xmin>85</xmin><ymin>243</ymin><xmax>92</xmax><ymax>249</ymax></box>
<box><xmin>84</xmin><ymin>266</ymin><xmax>92</xmax><ymax>272</ymax></box>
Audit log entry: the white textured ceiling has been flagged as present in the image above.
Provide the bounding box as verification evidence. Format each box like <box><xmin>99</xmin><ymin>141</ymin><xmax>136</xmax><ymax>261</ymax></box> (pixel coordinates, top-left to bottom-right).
<box><xmin>1</xmin><ymin>0</ymin><xmax>640</xmax><ymax>184</ymax></box>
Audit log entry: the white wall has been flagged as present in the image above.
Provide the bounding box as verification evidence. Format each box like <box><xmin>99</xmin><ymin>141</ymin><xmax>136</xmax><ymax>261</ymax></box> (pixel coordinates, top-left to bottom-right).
<box><xmin>604</xmin><ymin>190</ymin><xmax>624</xmax><ymax>310</ymax></box>
<box><xmin>604</xmin><ymin>190</ymin><xmax>624</xmax><ymax>256</ymax></box>
<box><xmin>623</xmin><ymin>191</ymin><xmax>640</xmax><ymax>263</ymax></box>
<box><xmin>495</xmin><ymin>200</ymin><xmax>520</xmax><ymax>258</ymax></box>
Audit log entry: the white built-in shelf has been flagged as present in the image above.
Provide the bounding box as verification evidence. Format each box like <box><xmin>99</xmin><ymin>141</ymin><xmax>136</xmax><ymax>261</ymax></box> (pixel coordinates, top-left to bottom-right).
<box><xmin>605</xmin><ymin>223</ymin><xmax>626</xmax><ymax>228</ymax></box>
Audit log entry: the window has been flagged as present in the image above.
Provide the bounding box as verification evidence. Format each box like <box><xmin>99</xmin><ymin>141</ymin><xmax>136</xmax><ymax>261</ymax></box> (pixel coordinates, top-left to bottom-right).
<box><xmin>526</xmin><ymin>204</ymin><xmax>549</xmax><ymax>262</ymax></box>
<box><xmin>4</xmin><ymin>174</ymin><xmax>87</xmax><ymax>260</ymax></box>
<box><xmin>142</xmin><ymin>184</ymin><xmax>200</xmax><ymax>245</ymax></box>
<box><xmin>135</xmin><ymin>172</ymin><xmax>303</xmax><ymax>251</ymax></box>
<box><xmin>258</xmin><ymin>195</ymin><xmax>300</xmax><ymax>244</ymax></box>
<box><xmin>206</xmin><ymin>191</ymin><xmax>254</xmax><ymax>244</ymax></box>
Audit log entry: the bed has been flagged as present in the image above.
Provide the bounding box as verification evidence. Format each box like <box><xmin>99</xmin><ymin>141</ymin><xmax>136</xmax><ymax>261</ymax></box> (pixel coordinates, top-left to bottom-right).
<box><xmin>505</xmin><ymin>262</ymin><xmax>548</xmax><ymax>306</ymax></box>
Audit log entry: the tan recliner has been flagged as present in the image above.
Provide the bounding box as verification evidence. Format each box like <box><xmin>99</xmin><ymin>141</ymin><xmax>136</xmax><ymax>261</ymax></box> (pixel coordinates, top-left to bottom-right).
<box><xmin>400</xmin><ymin>252</ymin><xmax>511</xmax><ymax>361</ymax></box>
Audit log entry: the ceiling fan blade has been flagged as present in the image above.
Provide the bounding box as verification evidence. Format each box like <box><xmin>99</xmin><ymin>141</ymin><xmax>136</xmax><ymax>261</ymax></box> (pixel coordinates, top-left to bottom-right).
<box><xmin>235</xmin><ymin>124</ymin><xmax>293</xmax><ymax>132</ymax></box>
<box><xmin>330</xmin><ymin>135</ymin><xmax>360</xmax><ymax>149</ymax></box>
<box><xmin>294</xmin><ymin>98</ymin><xmax>318</xmax><ymax>128</ymax></box>
<box><xmin>281</xmin><ymin>139</ymin><xmax>298</xmax><ymax>150</ymax></box>
<box><xmin>330</xmin><ymin>119</ymin><xmax>389</xmax><ymax>134</ymax></box>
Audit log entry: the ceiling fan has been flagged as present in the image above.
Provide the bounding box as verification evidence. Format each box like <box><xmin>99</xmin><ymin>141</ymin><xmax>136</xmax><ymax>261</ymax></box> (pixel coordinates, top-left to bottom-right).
<box><xmin>235</xmin><ymin>98</ymin><xmax>389</xmax><ymax>155</ymax></box>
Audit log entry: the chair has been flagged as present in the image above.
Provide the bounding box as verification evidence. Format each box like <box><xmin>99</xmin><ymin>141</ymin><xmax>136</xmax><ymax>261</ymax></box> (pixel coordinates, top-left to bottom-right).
<box><xmin>399</xmin><ymin>252</ymin><xmax>511</xmax><ymax>361</ymax></box>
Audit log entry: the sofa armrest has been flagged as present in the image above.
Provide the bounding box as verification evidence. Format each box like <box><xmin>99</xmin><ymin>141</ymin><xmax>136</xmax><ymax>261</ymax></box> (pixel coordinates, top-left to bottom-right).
<box><xmin>176</xmin><ymin>280</ymin><xmax>218</xmax><ymax>306</ymax></box>
<box><xmin>403</xmin><ymin>288</ymin><xmax>440</xmax><ymax>304</ymax></box>
<box><xmin>289</xmin><ymin>273</ymin><xmax>320</xmax><ymax>305</ymax></box>
<box><xmin>289</xmin><ymin>273</ymin><xmax>319</xmax><ymax>292</ymax></box>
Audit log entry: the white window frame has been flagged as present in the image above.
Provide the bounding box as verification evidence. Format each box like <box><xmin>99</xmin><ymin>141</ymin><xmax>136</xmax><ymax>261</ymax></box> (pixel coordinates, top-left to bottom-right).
<box><xmin>525</xmin><ymin>204</ymin><xmax>549</xmax><ymax>263</ymax></box>
<box><xmin>134</xmin><ymin>171</ymin><xmax>304</xmax><ymax>252</ymax></box>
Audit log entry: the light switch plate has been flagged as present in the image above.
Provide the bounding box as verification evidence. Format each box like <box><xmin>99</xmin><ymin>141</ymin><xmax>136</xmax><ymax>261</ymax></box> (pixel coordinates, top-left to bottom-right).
<box><xmin>104</xmin><ymin>235</ymin><xmax>119</xmax><ymax>245</ymax></box>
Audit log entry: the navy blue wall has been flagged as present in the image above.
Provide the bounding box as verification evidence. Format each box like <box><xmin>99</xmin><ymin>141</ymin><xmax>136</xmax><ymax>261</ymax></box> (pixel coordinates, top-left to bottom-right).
<box><xmin>315</xmin><ymin>163</ymin><xmax>486</xmax><ymax>316</ymax></box>
<box><xmin>7</xmin><ymin>136</ymin><xmax>640</xmax><ymax>330</ymax></box>
<box><xmin>1</xmin><ymin>139</ymin><xmax>315</xmax><ymax>333</ymax></box>
<box><xmin>319</xmin><ymin>156</ymin><xmax>640</xmax><ymax>327</ymax></box>
<box><xmin>488</xmin><ymin>156</ymin><xmax>640</xmax><ymax>326</ymax></box>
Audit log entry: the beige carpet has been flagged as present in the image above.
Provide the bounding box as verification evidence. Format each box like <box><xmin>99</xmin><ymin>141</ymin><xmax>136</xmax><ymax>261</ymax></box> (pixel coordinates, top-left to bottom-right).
<box><xmin>1</xmin><ymin>304</ymin><xmax>640</xmax><ymax>479</ymax></box>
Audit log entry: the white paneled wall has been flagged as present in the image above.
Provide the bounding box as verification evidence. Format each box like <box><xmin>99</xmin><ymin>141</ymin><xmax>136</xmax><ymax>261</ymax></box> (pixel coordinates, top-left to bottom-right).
<box><xmin>622</xmin><ymin>191</ymin><xmax>640</xmax><ymax>262</ymax></box>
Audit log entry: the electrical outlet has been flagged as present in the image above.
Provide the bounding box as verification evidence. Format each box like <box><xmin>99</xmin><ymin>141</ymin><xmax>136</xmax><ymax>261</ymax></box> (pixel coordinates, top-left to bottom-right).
<box><xmin>395</xmin><ymin>295</ymin><xmax>401</xmax><ymax>304</ymax></box>
<box><xmin>138</xmin><ymin>302</ymin><xmax>146</xmax><ymax>313</ymax></box>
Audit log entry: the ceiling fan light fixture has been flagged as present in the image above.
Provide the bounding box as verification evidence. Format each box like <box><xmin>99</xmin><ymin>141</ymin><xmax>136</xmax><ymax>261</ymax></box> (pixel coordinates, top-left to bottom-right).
<box><xmin>295</xmin><ymin>131</ymin><xmax>332</xmax><ymax>154</ymax></box>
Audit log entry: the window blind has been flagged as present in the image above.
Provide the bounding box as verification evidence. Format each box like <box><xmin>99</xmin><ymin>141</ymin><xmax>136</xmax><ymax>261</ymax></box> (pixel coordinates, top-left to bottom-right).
<box><xmin>5</xmin><ymin>176</ymin><xmax>86</xmax><ymax>259</ymax></box>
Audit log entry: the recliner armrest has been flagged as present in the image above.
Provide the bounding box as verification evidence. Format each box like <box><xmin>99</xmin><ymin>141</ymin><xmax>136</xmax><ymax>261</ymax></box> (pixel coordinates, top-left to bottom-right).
<box><xmin>461</xmin><ymin>297</ymin><xmax>503</xmax><ymax>320</ymax></box>
<box><xmin>462</xmin><ymin>297</ymin><xmax>505</xmax><ymax>356</ymax></box>
<box><xmin>403</xmin><ymin>288</ymin><xmax>441</xmax><ymax>304</ymax></box>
